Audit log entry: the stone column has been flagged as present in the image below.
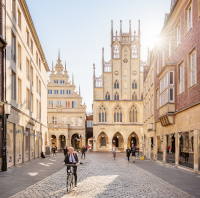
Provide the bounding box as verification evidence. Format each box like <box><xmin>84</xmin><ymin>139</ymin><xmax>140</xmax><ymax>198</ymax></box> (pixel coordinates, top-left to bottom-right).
<box><xmin>65</xmin><ymin>138</ymin><xmax>68</xmax><ymax>147</ymax></box>
<box><xmin>193</xmin><ymin>129</ymin><xmax>199</xmax><ymax>173</ymax></box>
<box><xmin>163</xmin><ymin>135</ymin><xmax>166</xmax><ymax>164</ymax></box>
<box><xmin>124</xmin><ymin>141</ymin><xmax>127</xmax><ymax>151</ymax></box>
<box><xmin>154</xmin><ymin>136</ymin><xmax>157</xmax><ymax>161</ymax></box>
<box><xmin>93</xmin><ymin>141</ymin><xmax>97</xmax><ymax>151</ymax></box>
<box><xmin>108</xmin><ymin>141</ymin><xmax>112</xmax><ymax>151</ymax></box>
<box><xmin>56</xmin><ymin>139</ymin><xmax>60</xmax><ymax>150</ymax></box>
<box><xmin>175</xmin><ymin>133</ymin><xmax>179</xmax><ymax>168</ymax></box>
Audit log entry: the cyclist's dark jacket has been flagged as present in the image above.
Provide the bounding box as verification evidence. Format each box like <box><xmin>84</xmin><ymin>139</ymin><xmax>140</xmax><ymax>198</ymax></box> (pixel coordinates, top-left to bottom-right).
<box><xmin>64</xmin><ymin>152</ymin><xmax>79</xmax><ymax>164</ymax></box>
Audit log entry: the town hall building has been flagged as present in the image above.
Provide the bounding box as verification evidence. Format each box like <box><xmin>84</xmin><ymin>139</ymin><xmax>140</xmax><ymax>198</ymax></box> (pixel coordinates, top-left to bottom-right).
<box><xmin>93</xmin><ymin>20</ymin><xmax>144</xmax><ymax>152</ymax></box>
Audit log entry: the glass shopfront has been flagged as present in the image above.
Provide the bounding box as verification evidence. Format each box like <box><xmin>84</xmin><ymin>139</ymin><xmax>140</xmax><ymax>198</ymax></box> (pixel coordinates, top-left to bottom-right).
<box><xmin>25</xmin><ymin>128</ymin><xmax>30</xmax><ymax>162</ymax></box>
<box><xmin>166</xmin><ymin>134</ymin><xmax>175</xmax><ymax>165</ymax></box>
<box><xmin>179</xmin><ymin>131</ymin><xmax>194</xmax><ymax>169</ymax></box>
<box><xmin>151</xmin><ymin>137</ymin><xmax>154</xmax><ymax>160</ymax></box>
<box><xmin>16</xmin><ymin>126</ymin><xmax>23</xmax><ymax>164</ymax></box>
<box><xmin>30</xmin><ymin>130</ymin><xmax>35</xmax><ymax>160</ymax></box>
<box><xmin>7</xmin><ymin>122</ymin><xmax>14</xmax><ymax>167</ymax></box>
<box><xmin>35</xmin><ymin>132</ymin><xmax>39</xmax><ymax>158</ymax></box>
<box><xmin>157</xmin><ymin>136</ymin><xmax>163</xmax><ymax>161</ymax></box>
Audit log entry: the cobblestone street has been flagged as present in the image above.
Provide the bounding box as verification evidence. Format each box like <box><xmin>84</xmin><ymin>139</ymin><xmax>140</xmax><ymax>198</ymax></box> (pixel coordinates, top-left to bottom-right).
<box><xmin>4</xmin><ymin>152</ymin><xmax>200</xmax><ymax>198</ymax></box>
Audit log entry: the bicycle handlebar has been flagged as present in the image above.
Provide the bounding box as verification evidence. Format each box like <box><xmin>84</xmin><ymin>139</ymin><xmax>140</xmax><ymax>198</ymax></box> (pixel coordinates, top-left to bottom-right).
<box><xmin>65</xmin><ymin>164</ymin><xmax>76</xmax><ymax>166</ymax></box>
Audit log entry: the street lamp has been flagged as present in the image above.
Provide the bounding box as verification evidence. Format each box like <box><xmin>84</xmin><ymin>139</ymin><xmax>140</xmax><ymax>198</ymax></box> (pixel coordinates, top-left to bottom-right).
<box><xmin>4</xmin><ymin>102</ymin><xmax>11</xmax><ymax>118</ymax></box>
<box><xmin>149</xmin><ymin>123</ymin><xmax>156</xmax><ymax>132</ymax></box>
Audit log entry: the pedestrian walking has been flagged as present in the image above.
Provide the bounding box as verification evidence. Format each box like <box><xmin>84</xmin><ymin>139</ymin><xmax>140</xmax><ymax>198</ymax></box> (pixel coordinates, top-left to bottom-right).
<box><xmin>64</xmin><ymin>146</ymin><xmax>68</xmax><ymax>156</ymax></box>
<box><xmin>135</xmin><ymin>146</ymin><xmax>140</xmax><ymax>159</ymax></box>
<box><xmin>131</xmin><ymin>144</ymin><xmax>136</xmax><ymax>163</ymax></box>
<box><xmin>112</xmin><ymin>145</ymin><xmax>116</xmax><ymax>159</ymax></box>
<box><xmin>81</xmin><ymin>146</ymin><xmax>86</xmax><ymax>159</ymax></box>
<box><xmin>126</xmin><ymin>147</ymin><xmax>131</xmax><ymax>162</ymax></box>
<box><xmin>41</xmin><ymin>151</ymin><xmax>45</xmax><ymax>158</ymax></box>
<box><xmin>87</xmin><ymin>145</ymin><xmax>90</xmax><ymax>153</ymax></box>
<box><xmin>53</xmin><ymin>146</ymin><xmax>57</xmax><ymax>156</ymax></box>
<box><xmin>168</xmin><ymin>146</ymin><xmax>172</xmax><ymax>153</ymax></box>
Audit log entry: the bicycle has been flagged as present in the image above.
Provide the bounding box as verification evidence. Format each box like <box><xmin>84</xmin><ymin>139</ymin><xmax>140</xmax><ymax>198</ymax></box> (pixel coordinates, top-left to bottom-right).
<box><xmin>66</xmin><ymin>164</ymin><xmax>76</xmax><ymax>192</ymax></box>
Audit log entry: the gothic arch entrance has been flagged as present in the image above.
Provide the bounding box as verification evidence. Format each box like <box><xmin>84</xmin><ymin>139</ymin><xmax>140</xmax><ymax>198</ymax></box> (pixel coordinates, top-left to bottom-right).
<box><xmin>127</xmin><ymin>132</ymin><xmax>139</xmax><ymax>149</ymax></box>
<box><xmin>97</xmin><ymin>132</ymin><xmax>109</xmax><ymax>151</ymax></box>
<box><xmin>71</xmin><ymin>134</ymin><xmax>81</xmax><ymax>149</ymax></box>
<box><xmin>112</xmin><ymin>132</ymin><xmax>124</xmax><ymax>151</ymax></box>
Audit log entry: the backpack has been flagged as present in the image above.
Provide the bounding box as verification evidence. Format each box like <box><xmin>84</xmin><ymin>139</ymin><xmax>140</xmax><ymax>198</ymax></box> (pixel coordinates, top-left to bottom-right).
<box><xmin>132</xmin><ymin>146</ymin><xmax>135</xmax><ymax>152</ymax></box>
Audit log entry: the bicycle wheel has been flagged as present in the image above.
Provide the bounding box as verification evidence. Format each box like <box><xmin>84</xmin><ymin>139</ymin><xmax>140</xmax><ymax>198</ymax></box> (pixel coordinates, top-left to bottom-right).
<box><xmin>67</xmin><ymin>174</ymin><xmax>72</xmax><ymax>192</ymax></box>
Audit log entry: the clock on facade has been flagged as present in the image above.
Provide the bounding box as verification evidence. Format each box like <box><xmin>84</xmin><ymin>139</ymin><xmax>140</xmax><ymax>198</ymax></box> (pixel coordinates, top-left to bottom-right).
<box><xmin>115</xmin><ymin>71</ymin><xmax>119</xmax><ymax>76</ymax></box>
<box><xmin>132</xmin><ymin>71</ymin><xmax>137</xmax><ymax>76</ymax></box>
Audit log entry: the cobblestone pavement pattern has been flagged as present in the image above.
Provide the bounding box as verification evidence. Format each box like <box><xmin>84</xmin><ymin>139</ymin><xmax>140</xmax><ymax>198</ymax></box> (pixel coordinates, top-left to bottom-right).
<box><xmin>10</xmin><ymin>153</ymin><xmax>194</xmax><ymax>198</ymax></box>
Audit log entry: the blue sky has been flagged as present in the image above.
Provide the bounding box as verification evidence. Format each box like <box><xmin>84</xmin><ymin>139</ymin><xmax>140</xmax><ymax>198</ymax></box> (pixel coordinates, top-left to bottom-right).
<box><xmin>26</xmin><ymin>0</ymin><xmax>171</xmax><ymax>112</ymax></box>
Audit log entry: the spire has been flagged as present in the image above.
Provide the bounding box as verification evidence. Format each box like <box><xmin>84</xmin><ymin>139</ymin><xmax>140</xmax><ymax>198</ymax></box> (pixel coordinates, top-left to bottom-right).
<box><xmin>72</xmin><ymin>73</ymin><xmax>74</xmax><ymax>85</ymax></box>
<box><xmin>52</xmin><ymin>61</ymin><xmax>54</xmax><ymax>71</ymax></box>
<box><xmin>65</xmin><ymin>61</ymin><xmax>66</xmax><ymax>71</ymax></box>
<box><xmin>129</xmin><ymin>20</ymin><xmax>131</xmax><ymax>34</ymax></box>
<box><xmin>120</xmin><ymin>20</ymin><xmax>122</xmax><ymax>34</ymax></box>
<box><xmin>138</xmin><ymin>20</ymin><xmax>140</xmax><ymax>34</ymax></box>
<box><xmin>79</xmin><ymin>85</ymin><xmax>81</xmax><ymax>96</ymax></box>
<box><xmin>111</xmin><ymin>20</ymin><xmax>113</xmax><ymax>33</ymax></box>
<box><xmin>58</xmin><ymin>49</ymin><xmax>60</xmax><ymax>60</ymax></box>
<box><xmin>102</xmin><ymin>48</ymin><xmax>104</xmax><ymax>61</ymax></box>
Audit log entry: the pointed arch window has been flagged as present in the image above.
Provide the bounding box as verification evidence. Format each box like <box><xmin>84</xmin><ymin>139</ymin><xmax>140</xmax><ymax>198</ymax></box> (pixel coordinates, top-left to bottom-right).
<box><xmin>129</xmin><ymin>105</ymin><xmax>137</xmax><ymax>122</ymax></box>
<box><xmin>132</xmin><ymin>92</ymin><xmax>137</xmax><ymax>100</ymax></box>
<box><xmin>114</xmin><ymin>80</ymin><xmax>119</xmax><ymax>89</ymax></box>
<box><xmin>114</xmin><ymin>45</ymin><xmax>119</xmax><ymax>58</ymax></box>
<box><xmin>114</xmin><ymin>92</ymin><xmax>119</xmax><ymax>100</ymax></box>
<box><xmin>114</xmin><ymin>105</ymin><xmax>122</xmax><ymax>122</ymax></box>
<box><xmin>99</xmin><ymin>105</ymin><xmax>107</xmax><ymax>123</ymax></box>
<box><xmin>132</xmin><ymin>80</ymin><xmax>137</xmax><ymax>89</ymax></box>
<box><xmin>101</xmin><ymin>136</ymin><xmax>106</xmax><ymax>146</ymax></box>
<box><xmin>105</xmin><ymin>92</ymin><xmax>110</xmax><ymax>100</ymax></box>
<box><xmin>132</xmin><ymin>45</ymin><xmax>137</xmax><ymax>59</ymax></box>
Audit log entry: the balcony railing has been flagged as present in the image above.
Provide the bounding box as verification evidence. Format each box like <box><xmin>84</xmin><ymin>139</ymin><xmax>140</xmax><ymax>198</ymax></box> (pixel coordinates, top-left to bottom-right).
<box><xmin>48</xmin><ymin>123</ymin><xmax>68</xmax><ymax>129</ymax></box>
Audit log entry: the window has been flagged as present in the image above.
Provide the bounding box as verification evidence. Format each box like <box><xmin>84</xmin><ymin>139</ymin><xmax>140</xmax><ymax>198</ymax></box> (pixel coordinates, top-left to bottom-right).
<box><xmin>11</xmin><ymin>71</ymin><xmax>16</xmax><ymax>99</ymax></box>
<box><xmin>132</xmin><ymin>80</ymin><xmax>137</xmax><ymax>89</ymax></box>
<box><xmin>60</xmin><ymin>90</ymin><xmax>65</xmax><ymax>95</ymax></box>
<box><xmin>62</xmin><ymin>116</ymin><xmax>67</xmax><ymax>123</ymax></box>
<box><xmin>18</xmin><ymin>43</ymin><xmax>21</xmax><ymax>69</ymax></box>
<box><xmin>66</xmin><ymin>101</ymin><xmax>70</xmax><ymax>108</ymax></box>
<box><xmin>129</xmin><ymin>105</ymin><xmax>137</xmax><ymax>122</ymax></box>
<box><xmin>11</xmin><ymin>33</ymin><xmax>16</xmax><ymax>62</ymax></box>
<box><xmin>69</xmin><ymin>90</ymin><xmax>71</xmax><ymax>95</ymax></box>
<box><xmin>114</xmin><ymin>105</ymin><xmax>122</xmax><ymax>122</ymax></box>
<box><xmin>105</xmin><ymin>92</ymin><xmax>110</xmax><ymax>100</ymax></box>
<box><xmin>48</xmin><ymin>90</ymin><xmax>52</xmax><ymax>94</ymax></box>
<box><xmin>18</xmin><ymin>78</ymin><xmax>22</xmax><ymax>104</ymax></box>
<box><xmin>176</xmin><ymin>22</ymin><xmax>181</xmax><ymax>47</ymax></box>
<box><xmin>26</xmin><ymin>29</ymin><xmax>29</xmax><ymax>46</ymax></box>
<box><xmin>114</xmin><ymin>45</ymin><xmax>119</xmax><ymax>58</ymax></box>
<box><xmin>190</xmin><ymin>51</ymin><xmax>196</xmax><ymax>87</ymax></box>
<box><xmin>54</xmin><ymin>80</ymin><xmax>58</xmax><ymax>84</ymax></box>
<box><xmin>72</xmin><ymin>101</ymin><xmax>76</xmax><ymax>108</ymax></box>
<box><xmin>169</xmin><ymin>39</ymin><xmax>171</xmax><ymax>59</ymax></box>
<box><xmin>132</xmin><ymin>45</ymin><xmax>137</xmax><ymax>58</ymax></box>
<box><xmin>54</xmin><ymin>90</ymin><xmax>58</xmax><ymax>95</ymax></box>
<box><xmin>70</xmin><ymin>117</ymin><xmax>75</xmax><ymax>126</ymax></box>
<box><xmin>132</xmin><ymin>92</ymin><xmax>137</xmax><ymax>100</ymax></box>
<box><xmin>36</xmin><ymin>52</ymin><xmax>38</xmax><ymax>65</ymax></box>
<box><xmin>30</xmin><ymin>66</ymin><xmax>33</xmax><ymax>85</ymax></box>
<box><xmin>66</xmin><ymin>90</ymin><xmax>71</xmax><ymax>95</ymax></box>
<box><xmin>31</xmin><ymin>93</ymin><xmax>33</xmax><ymax>112</ymax></box>
<box><xmin>179</xmin><ymin>64</ymin><xmax>184</xmax><ymax>94</ymax></box>
<box><xmin>36</xmin><ymin>99</ymin><xmax>39</xmax><ymax>117</ymax></box>
<box><xmin>48</xmin><ymin>101</ymin><xmax>53</xmax><ymax>107</ymax></box>
<box><xmin>170</xmin><ymin>71</ymin><xmax>174</xmax><ymax>85</ymax></box>
<box><xmin>114</xmin><ymin>80</ymin><xmax>119</xmax><ymax>89</ymax></box>
<box><xmin>78</xmin><ymin>117</ymin><xmax>82</xmax><ymax>126</ymax></box>
<box><xmin>99</xmin><ymin>105</ymin><xmax>107</xmax><ymax>123</ymax></box>
<box><xmin>26</xmin><ymin>58</ymin><xmax>30</xmax><ymax>80</ymax></box>
<box><xmin>156</xmin><ymin>89</ymin><xmax>159</xmax><ymax>110</ymax></box>
<box><xmin>11</xmin><ymin>0</ymin><xmax>16</xmax><ymax>19</ymax></box>
<box><xmin>52</xmin><ymin>116</ymin><xmax>57</xmax><ymax>124</ymax></box>
<box><xmin>30</xmin><ymin>39</ymin><xmax>33</xmax><ymax>54</ymax></box>
<box><xmin>101</xmin><ymin>137</ymin><xmax>106</xmax><ymax>146</ymax></box>
<box><xmin>162</xmin><ymin>51</ymin><xmax>165</xmax><ymax>67</ymax></box>
<box><xmin>39</xmin><ymin>80</ymin><xmax>41</xmax><ymax>96</ymax></box>
<box><xmin>151</xmin><ymin>95</ymin><xmax>154</xmax><ymax>115</ymax></box>
<box><xmin>57</xmin><ymin>101</ymin><xmax>62</xmax><ymax>106</ymax></box>
<box><xmin>36</xmin><ymin>75</ymin><xmax>38</xmax><ymax>92</ymax></box>
<box><xmin>87</xmin><ymin>121</ymin><xmax>93</xmax><ymax>127</ymax></box>
<box><xmin>114</xmin><ymin>92</ymin><xmax>119</xmax><ymax>100</ymax></box>
<box><xmin>170</xmin><ymin>88</ymin><xmax>174</xmax><ymax>102</ymax></box>
<box><xmin>39</xmin><ymin>59</ymin><xmax>41</xmax><ymax>71</ymax></box>
<box><xmin>156</xmin><ymin>58</ymin><xmax>160</xmax><ymax>75</ymax></box>
<box><xmin>60</xmin><ymin>80</ymin><xmax>64</xmax><ymax>84</ymax></box>
<box><xmin>26</xmin><ymin>88</ymin><xmax>30</xmax><ymax>110</ymax></box>
<box><xmin>17</xmin><ymin>8</ymin><xmax>21</xmax><ymax>29</ymax></box>
<box><xmin>186</xmin><ymin>3</ymin><xmax>192</xmax><ymax>33</ymax></box>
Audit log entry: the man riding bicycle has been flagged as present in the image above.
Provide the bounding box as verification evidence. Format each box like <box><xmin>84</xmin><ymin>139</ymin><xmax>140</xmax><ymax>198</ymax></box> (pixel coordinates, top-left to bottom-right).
<box><xmin>63</xmin><ymin>147</ymin><xmax>79</xmax><ymax>187</ymax></box>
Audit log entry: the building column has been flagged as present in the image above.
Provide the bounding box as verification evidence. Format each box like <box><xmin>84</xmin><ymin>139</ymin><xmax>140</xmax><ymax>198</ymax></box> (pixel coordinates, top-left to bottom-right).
<box><xmin>65</xmin><ymin>138</ymin><xmax>68</xmax><ymax>147</ymax></box>
<box><xmin>163</xmin><ymin>135</ymin><xmax>166</xmax><ymax>164</ymax></box>
<box><xmin>108</xmin><ymin>141</ymin><xmax>112</xmax><ymax>151</ymax></box>
<box><xmin>175</xmin><ymin>133</ymin><xmax>179</xmax><ymax>168</ymax></box>
<box><xmin>124</xmin><ymin>141</ymin><xmax>127</xmax><ymax>151</ymax></box>
<box><xmin>194</xmin><ymin>129</ymin><xmax>199</xmax><ymax>173</ymax></box>
<box><xmin>93</xmin><ymin>140</ymin><xmax>97</xmax><ymax>151</ymax></box>
<box><xmin>56</xmin><ymin>139</ymin><xmax>60</xmax><ymax>150</ymax></box>
<box><xmin>154</xmin><ymin>136</ymin><xmax>157</xmax><ymax>161</ymax></box>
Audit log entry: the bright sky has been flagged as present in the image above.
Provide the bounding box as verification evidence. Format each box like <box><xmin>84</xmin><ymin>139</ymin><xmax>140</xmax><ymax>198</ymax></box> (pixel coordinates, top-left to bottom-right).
<box><xmin>26</xmin><ymin>0</ymin><xmax>171</xmax><ymax>113</ymax></box>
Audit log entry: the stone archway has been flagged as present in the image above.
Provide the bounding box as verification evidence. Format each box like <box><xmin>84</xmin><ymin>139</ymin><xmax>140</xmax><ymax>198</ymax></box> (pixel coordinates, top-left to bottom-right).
<box><xmin>71</xmin><ymin>133</ymin><xmax>81</xmax><ymax>150</ymax></box>
<box><xmin>51</xmin><ymin>135</ymin><xmax>56</xmax><ymax>147</ymax></box>
<box><xmin>59</xmin><ymin>135</ymin><xmax>66</xmax><ymax>150</ymax></box>
<box><xmin>127</xmin><ymin>132</ymin><xmax>139</xmax><ymax>149</ymax></box>
<box><xmin>112</xmin><ymin>132</ymin><xmax>124</xmax><ymax>152</ymax></box>
<box><xmin>97</xmin><ymin>132</ymin><xmax>109</xmax><ymax>151</ymax></box>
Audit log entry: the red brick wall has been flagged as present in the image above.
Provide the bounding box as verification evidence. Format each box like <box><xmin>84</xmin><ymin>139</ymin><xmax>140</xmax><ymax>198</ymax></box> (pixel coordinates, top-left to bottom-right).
<box><xmin>154</xmin><ymin>0</ymin><xmax>200</xmax><ymax>121</ymax></box>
